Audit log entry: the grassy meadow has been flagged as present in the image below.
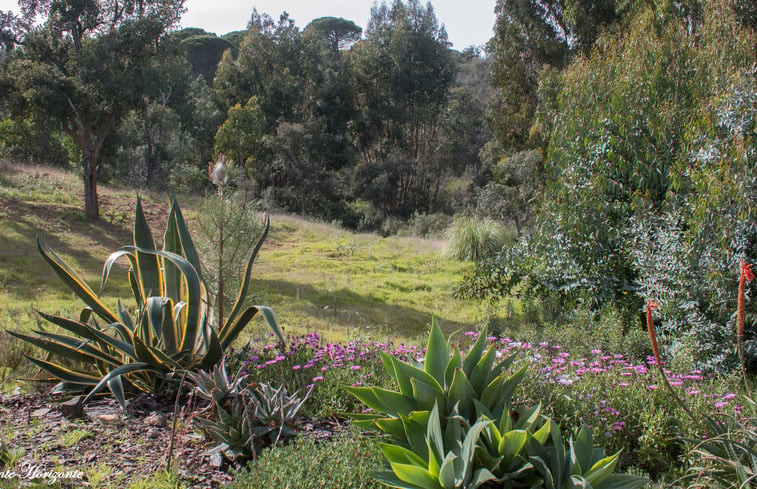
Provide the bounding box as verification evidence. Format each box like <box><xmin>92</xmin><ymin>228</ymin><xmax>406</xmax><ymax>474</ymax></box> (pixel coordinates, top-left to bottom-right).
<box><xmin>0</xmin><ymin>162</ymin><xmax>478</xmax><ymax>388</ymax></box>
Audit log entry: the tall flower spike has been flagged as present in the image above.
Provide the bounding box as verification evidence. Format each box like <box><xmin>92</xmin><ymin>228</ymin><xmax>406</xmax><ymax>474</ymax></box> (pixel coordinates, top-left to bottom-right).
<box><xmin>737</xmin><ymin>259</ymin><xmax>753</xmax><ymax>398</ymax></box>
<box><xmin>646</xmin><ymin>300</ymin><xmax>662</xmax><ymax>367</ymax></box>
<box><xmin>738</xmin><ymin>260</ymin><xmax>753</xmax><ymax>340</ymax></box>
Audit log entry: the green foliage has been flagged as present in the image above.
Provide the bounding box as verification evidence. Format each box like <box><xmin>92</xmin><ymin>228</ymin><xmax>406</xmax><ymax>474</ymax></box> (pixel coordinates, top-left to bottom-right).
<box><xmin>192</xmin><ymin>378</ymin><xmax>311</xmax><ymax>462</ymax></box>
<box><xmin>10</xmin><ymin>197</ymin><xmax>282</xmax><ymax>408</ymax></box>
<box><xmin>230</xmin><ymin>429</ymin><xmax>384</xmax><ymax>489</ymax></box>
<box><xmin>470</xmin><ymin>0</ymin><xmax>757</xmax><ymax>370</ymax></box>
<box><xmin>442</xmin><ymin>217</ymin><xmax>513</xmax><ymax>262</ymax></box>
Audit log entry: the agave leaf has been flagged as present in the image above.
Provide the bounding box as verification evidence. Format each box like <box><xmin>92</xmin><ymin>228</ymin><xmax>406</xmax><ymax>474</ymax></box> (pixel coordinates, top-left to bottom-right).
<box><xmin>169</xmin><ymin>196</ymin><xmax>203</xmax><ymax>283</ymax></box>
<box><xmin>444</xmin><ymin>349</ymin><xmax>462</xmax><ymax>389</ymax></box>
<box><xmin>198</xmin><ymin>329</ymin><xmax>224</xmax><ymax>370</ymax></box>
<box><xmin>37</xmin><ymin>238</ymin><xmax>119</xmax><ymax>324</ymax></box>
<box><xmin>532</xmin><ymin>416</ymin><xmax>551</xmax><ymax>445</ymax></box>
<box><xmin>162</xmin><ymin>200</ymin><xmax>183</xmax><ymax>301</ymax></box>
<box><xmin>133</xmin><ymin>335</ymin><xmax>171</xmax><ymax>369</ymax></box>
<box><xmin>133</xmin><ymin>196</ymin><xmax>163</xmax><ymax>299</ymax></box>
<box><xmin>595</xmin><ymin>474</ymin><xmax>650</xmax><ymax>489</ymax></box>
<box><xmin>13</xmin><ymin>330</ymin><xmax>121</xmax><ymax>368</ymax></box>
<box><xmin>125</xmin><ymin>247</ymin><xmax>202</xmax><ymax>352</ymax></box>
<box><xmin>574</xmin><ymin>426</ymin><xmax>594</xmax><ymax>476</ymax></box>
<box><xmin>438</xmin><ymin>452</ymin><xmax>458</xmax><ymax>489</ymax></box>
<box><xmin>499</xmin><ymin>430</ymin><xmax>529</xmax><ymax>466</ymax></box>
<box><xmin>448</xmin><ymin>369</ymin><xmax>476</xmax><ymax>420</ymax></box>
<box><xmin>146</xmin><ymin>296</ymin><xmax>171</xmax><ymax>346</ymax></box>
<box><xmin>462</xmin><ymin>326</ymin><xmax>488</xmax><ymax>376</ymax></box>
<box><xmin>400</xmin><ymin>412</ymin><xmax>432</xmax><ymax>458</ymax></box>
<box><xmin>425</xmin><ymin>317</ymin><xmax>450</xmax><ymax>387</ymax></box>
<box><xmin>81</xmin><ymin>362</ymin><xmax>160</xmax><ymax>407</ymax></box>
<box><xmin>107</xmin><ymin>375</ymin><xmax>126</xmax><ymax>410</ymax></box>
<box><xmin>375</xmin><ymin>417</ymin><xmax>410</xmax><ymax>442</ymax></box>
<box><xmin>37</xmin><ymin>312</ymin><xmax>136</xmax><ymax>360</ymax></box>
<box><xmin>427</xmin><ymin>404</ymin><xmax>445</xmax><ymax>468</ymax></box>
<box><xmin>469</xmin><ymin>468</ymin><xmax>497</xmax><ymax>489</ymax></box>
<box><xmin>411</xmin><ymin>377</ymin><xmax>445</xmax><ymax>413</ymax></box>
<box><xmin>481</xmin><ymin>364</ymin><xmax>528</xmax><ymax>415</ymax></box>
<box><xmin>24</xmin><ymin>355</ymin><xmax>100</xmax><ymax>385</ymax></box>
<box><xmin>461</xmin><ymin>418</ymin><xmax>492</xmax><ymax>469</ymax></box>
<box><xmin>584</xmin><ymin>453</ymin><xmax>620</xmax><ymax>486</ymax></box>
<box><xmin>99</xmin><ymin>249</ymin><xmax>134</xmax><ymax>297</ymax></box>
<box><xmin>381</xmin><ymin>443</ymin><xmax>429</xmax><ymax>467</ymax></box>
<box><xmin>224</xmin><ymin>215</ymin><xmax>269</xmax><ymax>331</ymax></box>
<box><xmin>528</xmin><ymin>455</ymin><xmax>555</xmax><ymax>489</ymax></box>
<box><xmin>392</xmin><ymin>463</ymin><xmax>440</xmax><ymax>489</ymax></box>
<box><xmin>470</xmin><ymin>345</ymin><xmax>497</xmax><ymax>394</ymax></box>
<box><xmin>373</xmin><ymin>470</ymin><xmax>422</xmax><ymax>489</ymax></box>
<box><xmin>117</xmin><ymin>301</ymin><xmax>134</xmax><ymax>332</ymax></box>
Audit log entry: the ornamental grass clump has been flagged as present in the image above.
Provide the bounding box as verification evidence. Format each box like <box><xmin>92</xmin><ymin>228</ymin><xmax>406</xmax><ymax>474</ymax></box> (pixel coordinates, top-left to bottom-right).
<box><xmin>10</xmin><ymin>196</ymin><xmax>282</xmax><ymax>409</ymax></box>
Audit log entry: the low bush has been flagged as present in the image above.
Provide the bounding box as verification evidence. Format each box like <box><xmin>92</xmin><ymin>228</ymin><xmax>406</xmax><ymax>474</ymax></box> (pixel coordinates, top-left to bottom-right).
<box><xmin>230</xmin><ymin>429</ymin><xmax>384</xmax><ymax>489</ymax></box>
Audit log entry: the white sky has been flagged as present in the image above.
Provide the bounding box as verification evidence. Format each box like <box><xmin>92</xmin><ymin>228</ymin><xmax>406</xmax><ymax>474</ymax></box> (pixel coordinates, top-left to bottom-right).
<box><xmin>0</xmin><ymin>0</ymin><xmax>497</xmax><ymax>50</ymax></box>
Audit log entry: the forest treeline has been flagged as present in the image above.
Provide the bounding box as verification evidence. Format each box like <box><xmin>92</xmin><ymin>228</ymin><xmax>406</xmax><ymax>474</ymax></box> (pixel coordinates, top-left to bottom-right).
<box><xmin>1</xmin><ymin>0</ymin><xmax>756</xmax><ymax>370</ymax></box>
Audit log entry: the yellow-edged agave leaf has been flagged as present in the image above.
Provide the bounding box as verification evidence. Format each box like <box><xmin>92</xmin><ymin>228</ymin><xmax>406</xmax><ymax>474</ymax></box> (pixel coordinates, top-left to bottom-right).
<box><xmin>125</xmin><ymin>247</ymin><xmax>202</xmax><ymax>351</ymax></box>
<box><xmin>37</xmin><ymin>312</ymin><xmax>137</xmax><ymax>361</ymax></box>
<box><xmin>82</xmin><ymin>362</ymin><xmax>161</xmax><ymax>408</ymax></box>
<box><xmin>36</xmin><ymin>238</ymin><xmax>119</xmax><ymax>324</ymax></box>
<box><xmin>133</xmin><ymin>197</ymin><xmax>163</xmax><ymax>299</ymax></box>
<box><xmin>162</xmin><ymin>199</ymin><xmax>183</xmax><ymax>302</ymax></box>
<box><xmin>24</xmin><ymin>355</ymin><xmax>100</xmax><ymax>385</ymax></box>
<box><xmin>8</xmin><ymin>330</ymin><xmax>120</xmax><ymax>368</ymax></box>
<box><xmin>168</xmin><ymin>196</ymin><xmax>203</xmax><ymax>282</ymax></box>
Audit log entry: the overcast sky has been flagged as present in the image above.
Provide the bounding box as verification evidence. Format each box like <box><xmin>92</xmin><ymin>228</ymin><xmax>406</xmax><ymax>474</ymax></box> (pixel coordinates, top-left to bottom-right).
<box><xmin>0</xmin><ymin>0</ymin><xmax>497</xmax><ymax>50</ymax></box>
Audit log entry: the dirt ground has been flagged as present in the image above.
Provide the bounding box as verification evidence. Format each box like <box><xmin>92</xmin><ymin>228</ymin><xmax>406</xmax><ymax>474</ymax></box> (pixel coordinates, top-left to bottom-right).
<box><xmin>0</xmin><ymin>388</ymin><xmax>342</xmax><ymax>488</ymax></box>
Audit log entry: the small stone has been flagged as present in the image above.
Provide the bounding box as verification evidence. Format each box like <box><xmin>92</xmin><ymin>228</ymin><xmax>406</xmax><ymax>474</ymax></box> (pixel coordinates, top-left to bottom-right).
<box><xmin>60</xmin><ymin>396</ymin><xmax>84</xmax><ymax>419</ymax></box>
<box><xmin>31</xmin><ymin>407</ymin><xmax>51</xmax><ymax>417</ymax></box>
<box><xmin>97</xmin><ymin>413</ymin><xmax>122</xmax><ymax>425</ymax></box>
<box><xmin>209</xmin><ymin>452</ymin><xmax>224</xmax><ymax>469</ymax></box>
<box><xmin>143</xmin><ymin>413</ymin><xmax>167</xmax><ymax>427</ymax></box>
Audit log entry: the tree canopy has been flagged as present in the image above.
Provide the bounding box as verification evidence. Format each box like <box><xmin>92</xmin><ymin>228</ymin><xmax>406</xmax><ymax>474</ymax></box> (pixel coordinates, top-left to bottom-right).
<box><xmin>1</xmin><ymin>0</ymin><xmax>185</xmax><ymax>218</ymax></box>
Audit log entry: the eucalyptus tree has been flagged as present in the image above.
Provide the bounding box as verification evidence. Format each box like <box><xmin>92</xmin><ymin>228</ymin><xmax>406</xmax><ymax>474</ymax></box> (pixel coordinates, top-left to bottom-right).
<box><xmin>2</xmin><ymin>0</ymin><xmax>185</xmax><ymax>219</ymax></box>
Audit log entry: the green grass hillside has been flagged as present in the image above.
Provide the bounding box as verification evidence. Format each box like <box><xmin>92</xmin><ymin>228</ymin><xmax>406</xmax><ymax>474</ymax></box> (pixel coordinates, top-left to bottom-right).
<box><xmin>0</xmin><ymin>162</ymin><xmax>479</xmax><ymax>387</ymax></box>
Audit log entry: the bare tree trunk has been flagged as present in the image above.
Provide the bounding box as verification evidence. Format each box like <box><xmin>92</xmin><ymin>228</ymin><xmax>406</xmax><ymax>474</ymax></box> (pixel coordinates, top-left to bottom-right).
<box><xmin>82</xmin><ymin>147</ymin><xmax>99</xmax><ymax>220</ymax></box>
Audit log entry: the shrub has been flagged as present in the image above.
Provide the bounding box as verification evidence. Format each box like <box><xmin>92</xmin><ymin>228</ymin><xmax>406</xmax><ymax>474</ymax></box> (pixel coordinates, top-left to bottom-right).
<box><xmin>10</xmin><ymin>197</ymin><xmax>282</xmax><ymax>408</ymax></box>
<box><xmin>409</xmin><ymin>213</ymin><xmax>453</xmax><ymax>239</ymax></box>
<box><xmin>442</xmin><ymin>217</ymin><xmax>513</xmax><ymax>262</ymax></box>
<box><xmin>230</xmin><ymin>429</ymin><xmax>384</xmax><ymax>489</ymax></box>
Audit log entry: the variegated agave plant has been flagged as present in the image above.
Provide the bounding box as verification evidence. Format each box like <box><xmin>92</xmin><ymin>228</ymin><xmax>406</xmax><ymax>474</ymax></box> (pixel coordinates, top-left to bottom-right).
<box><xmin>10</xmin><ymin>196</ymin><xmax>282</xmax><ymax>408</ymax></box>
